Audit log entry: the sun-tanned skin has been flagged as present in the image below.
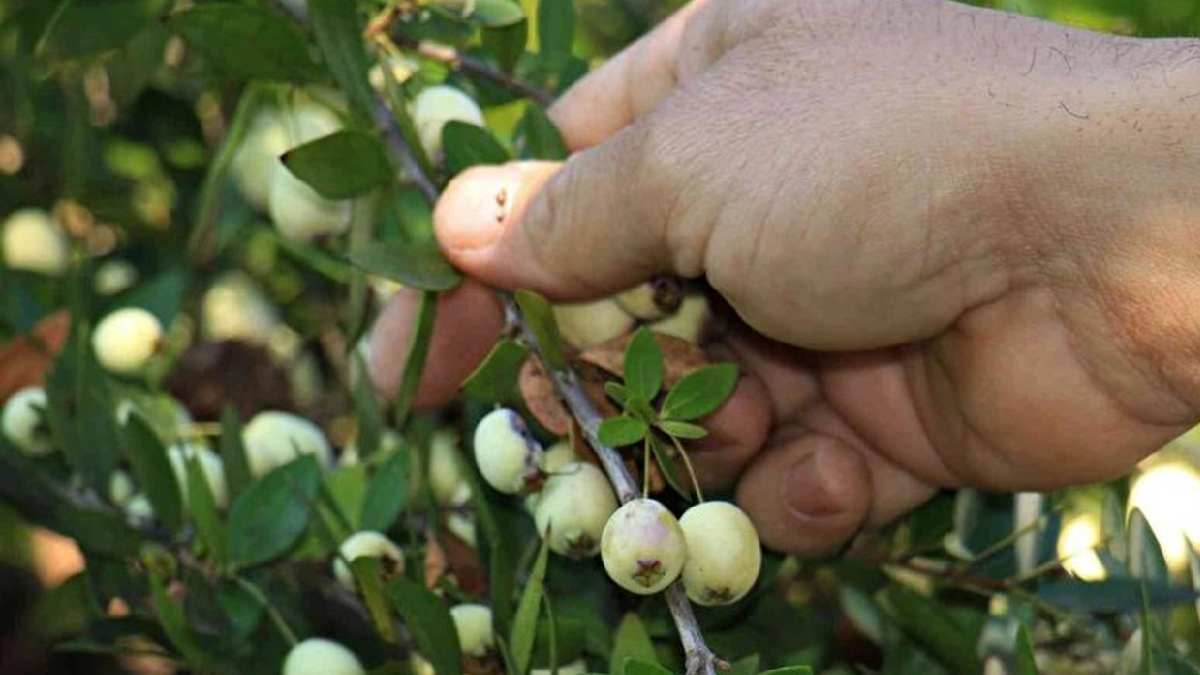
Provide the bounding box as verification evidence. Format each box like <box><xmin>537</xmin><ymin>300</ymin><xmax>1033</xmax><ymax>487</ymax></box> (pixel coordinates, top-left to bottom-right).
<box><xmin>368</xmin><ymin>0</ymin><xmax>1200</xmax><ymax>556</ymax></box>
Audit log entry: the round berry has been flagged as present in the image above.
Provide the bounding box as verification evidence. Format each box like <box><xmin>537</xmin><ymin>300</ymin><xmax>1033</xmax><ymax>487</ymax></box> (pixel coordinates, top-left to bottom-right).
<box><xmin>473</xmin><ymin>408</ymin><xmax>542</xmax><ymax>495</ymax></box>
<box><xmin>242</xmin><ymin>411</ymin><xmax>333</xmax><ymax>478</ymax></box>
<box><xmin>601</xmin><ymin>499</ymin><xmax>687</xmax><ymax>595</ymax></box>
<box><xmin>94</xmin><ymin>259</ymin><xmax>137</xmax><ymax>295</ymax></box>
<box><xmin>264</xmin><ymin>104</ymin><xmax>352</xmax><ymax>241</ymax></box>
<box><xmin>2</xmin><ymin>386</ymin><xmax>53</xmax><ymax>456</ymax></box>
<box><xmin>2</xmin><ymin>208</ymin><xmax>69</xmax><ymax>276</ymax></box>
<box><xmin>167</xmin><ymin>442</ymin><xmax>229</xmax><ymax>509</ymax></box>
<box><xmin>92</xmin><ymin>307</ymin><xmax>163</xmax><ymax>375</ymax></box>
<box><xmin>678</xmin><ymin>502</ymin><xmax>761</xmax><ymax>606</ymax></box>
<box><xmin>124</xmin><ymin>494</ymin><xmax>155</xmax><ymax>526</ymax></box>
<box><xmin>282</xmin><ymin>638</ymin><xmax>365</xmax><ymax>675</ymax></box>
<box><xmin>523</xmin><ymin>441</ymin><xmax>577</xmax><ymax>514</ymax></box>
<box><xmin>535</xmin><ymin>462</ymin><xmax>617</xmax><ymax>558</ymax></box>
<box><xmin>332</xmin><ymin>531</ymin><xmax>405</xmax><ymax>592</ymax></box>
<box><xmin>410</xmin><ymin>85</ymin><xmax>484</xmax><ymax>158</ymax></box>
<box><xmin>108</xmin><ymin>469</ymin><xmax>135</xmax><ymax>507</ymax></box>
<box><xmin>429</xmin><ymin>429</ymin><xmax>472</xmax><ymax>507</ymax></box>
<box><xmin>450</xmin><ymin>603</ymin><xmax>494</xmax><ymax>658</ymax></box>
<box><xmin>553</xmin><ymin>299</ymin><xmax>635</xmax><ymax>350</ymax></box>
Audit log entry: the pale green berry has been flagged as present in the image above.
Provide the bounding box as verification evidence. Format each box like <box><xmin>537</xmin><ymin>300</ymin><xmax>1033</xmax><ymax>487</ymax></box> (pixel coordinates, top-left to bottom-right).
<box><xmin>167</xmin><ymin>442</ymin><xmax>229</xmax><ymax>509</ymax></box>
<box><xmin>232</xmin><ymin>107</ymin><xmax>289</xmax><ymax>212</ymax></box>
<box><xmin>92</xmin><ymin>307</ymin><xmax>163</xmax><ymax>375</ymax></box>
<box><xmin>553</xmin><ymin>299</ymin><xmax>635</xmax><ymax>350</ymax></box>
<box><xmin>108</xmin><ymin>469</ymin><xmax>135</xmax><ymax>507</ymax></box>
<box><xmin>615</xmin><ymin>280</ymin><xmax>681</xmax><ymax>321</ymax></box>
<box><xmin>601</xmin><ymin>499</ymin><xmax>686</xmax><ymax>595</ymax></box>
<box><xmin>282</xmin><ymin>638</ymin><xmax>365</xmax><ymax>675</ymax></box>
<box><xmin>410</xmin><ymin>85</ymin><xmax>484</xmax><ymax>158</ymax></box>
<box><xmin>242</xmin><ymin>411</ymin><xmax>333</xmax><ymax>478</ymax></box>
<box><xmin>648</xmin><ymin>294</ymin><xmax>710</xmax><ymax>344</ymax></box>
<box><xmin>429</xmin><ymin>429</ymin><xmax>472</xmax><ymax>507</ymax></box>
<box><xmin>2</xmin><ymin>386</ymin><xmax>52</xmax><ymax>456</ymax></box>
<box><xmin>265</xmin><ymin>104</ymin><xmax>352</xmax><ymax>241</ymax></box>
<box><xmin>124</xmin><ymin>494</ymin><xmax>155</xmax><ymax>526</ymax></box>
<box><xmin>446</xmin><ymin>512</ymin><xmax>478</xmax><ymax>547</ymax></box>
<box><xmin>332</xmin><ymin>530</ymin><xmax>405</xmax><ymax>592</ymax></box>
<box><xmin>94</xmin><ymin>259</ymin><xmax>138</xmax><ymax>295</ymax></box>
<box><xmin>449</xmin><ymin>603</ymin><xmax>494</xmax><ymax>658</ymax></box>
<box><xmin>202</xmin><ymin>271</ymin><xmax>280</xmax><ymax>344</ymax></box>
<box><xmin>535</xmin><ymin>462</ymin><xmax>617</xmax><ymax>558</ymax></box>
<box><xmin>678</xmin><ymin>502</ymin><xmax>761</xmax><ymax>606</ymax></box>
<box><xmin>2</xmin><ymin>208</ymin><xmax>68</xmax><ymax>276</ymax></box>
<box><xmin>410</xmin><ymin>653</ymin><xmax>435</xmax><ymax>675</ymax></box>
<box><xmin>473</xmin><ymin>408</ymin><xmax>542</xmax><ymax>495</ymax></box>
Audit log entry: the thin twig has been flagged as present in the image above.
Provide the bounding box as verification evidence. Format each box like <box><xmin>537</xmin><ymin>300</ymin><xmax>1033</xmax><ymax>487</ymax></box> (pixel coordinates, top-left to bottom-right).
<box><xmin>371</xmin><ymin>88</ymin><xmax>721</xmax><ymax>675</ymax></box>
<box><xmin>393</xmin><ymin>36</ymin><xmax>555</xmax><ymax>108</ymax></box>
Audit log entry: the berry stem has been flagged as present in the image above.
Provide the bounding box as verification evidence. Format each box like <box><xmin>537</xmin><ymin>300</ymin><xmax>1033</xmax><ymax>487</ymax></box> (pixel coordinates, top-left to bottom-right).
<box><xmin>642</xmin><ymin>437</ymin><xmax>651</xmax><ymax>499</ymax></box>
<box><xmin>669</xmin><ymin>434</ymin><xmax>705</xmax><ymax>504</ymax></box>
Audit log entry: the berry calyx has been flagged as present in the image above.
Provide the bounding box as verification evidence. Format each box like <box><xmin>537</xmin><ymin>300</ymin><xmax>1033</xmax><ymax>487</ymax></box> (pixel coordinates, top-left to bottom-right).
<box><xmin>332</xmin><ymin>530</ymin><xmax>405</xmax><ymax>592</ymax></box>
<box><xmin>678</xmin><ymin>501</ymin><xmax>761</xmax><ymax>606</ymax></box>
<box><xmin>600</xmin><ymin>499</ymin><xmax>687</xmax><ymax>595</ymax></box>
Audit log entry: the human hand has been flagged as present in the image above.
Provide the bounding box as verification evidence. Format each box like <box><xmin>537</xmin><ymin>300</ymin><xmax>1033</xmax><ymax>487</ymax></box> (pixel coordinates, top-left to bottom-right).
<box><xmin>370</xmin><ymin>0</ymin><xmax>1200</xmax><ymax>555</ymax></box>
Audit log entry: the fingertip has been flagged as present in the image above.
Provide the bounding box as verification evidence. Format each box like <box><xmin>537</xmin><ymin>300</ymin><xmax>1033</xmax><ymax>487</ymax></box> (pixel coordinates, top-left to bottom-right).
<box><xmin>368</xmin><ymin>280</ymin><xmax>504</xmax><ymax>409</ymax></box>
<box><xmin>689</xmin><ymin>375</ymin><xmax>773</xmax><ymax>491</ymax></box>
<box><xmin>736</xmin><ymin>434</ymin><xmax>872</xmax><ymax>557</ymax></box>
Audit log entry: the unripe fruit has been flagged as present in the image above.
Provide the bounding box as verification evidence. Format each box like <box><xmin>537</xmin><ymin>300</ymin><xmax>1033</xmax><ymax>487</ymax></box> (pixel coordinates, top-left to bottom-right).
<box><xmin>649</xmin><ymin>294</ymin><xmax>710</xmax><ymax>344</ymax></box>
<box><xmin>167</xmin><ymin>442</ymin><xmax>229</xmax><ymax>509</ymax></box>
<box><xmin>124</xmin><ymin>494</ymin><xmax>155</xmax><ymax>526</ymax></box>
<box><xmin>678</xmin><ymin>502</ymin><xmax>761</xmax><ymax>606</ymax></box>
<box><xmin>202</xmin><ymin>271</ymin><xmax>280</xmax><ymax>344</ymax></box>
<box><xmin>535</xmin><ymin>462</ymin><xmax>618</xmax><ymax>558</ymax></box>
<box><xmin>231</xmin><ymin>107</ymin><xmax>288</xmax><ymax>212</ymax></box>
<box><xmin>601</xmin><ymin>499</ymin><xmax>687</xmax><ymax>595</ymax></box>
<box><xmin>2</xmin><ymin>208</ymin><xmax>69</xmax><ymax>276</ymax></box>
<box><xmin>523</xmin><ymin>441</ymin><xmax>577</xmax><ymax>514</ymax></box>
<box><xmin>2</xmin><ymin>386</ymin><xmax>52</xmax><ymax>456</ymax></box>
<box><xmin>429</xmin><ymin>429</ymin><xmax>472</xmax><ymax>507</ymax></box>
<box><xmin>553</xmin><ymin>299</ymin><xmax>635</xmax><ymax>350</ymax></box>
<box><xmin>92</xmin><ymin>307</ymin><xmax>163</xmax><ymax>375</ymax></box>
<box><xmin>410</xmin><ymin>654</ymin><xmax>435</xmax><ymax>675</ymax></box>
<box><xmin>282</xmin><ymin>638</ymin><xmax>365</xmax><ymax>675</ymax></box>
<box><xmin>473</xmin><ymin>408</ymin><xmax>542</xmax><ymax>495</ymax></box>
<box><xmin>446</xmin><ymin>512</ymin><xmax>478</xmax><ymax>547</ymax></box>
<box><xmin>449</xmin><ymin>603</ymin><xmax>494</xmax><ymax>658</ymax></box>
<box><xmin>108</xmin><ymin>469</ymin><xmax>135</xmax><ymax>507</ymax></box>
<box><xmin>242</xmin><ymin>411</ymin><xmax>333</xmax><ymax>478</ymax></box>
<box><xmin>410</xmin><ymin>85</ymin><xmax>484</xmax><ymax>158</ymax></box>
<box><xmin>265</xmin><ymin>104</ymin><xmax>353</xmax><ymax>241</ymax></box>
<box><xmin>94</xmin><ymin>259</ymin><xmax>138</xmax><ymax>295</ymax></box>
<box><xmin>615</xmin><ymin>279</ymin><xmax>683</xmax><ymax>321</ymax></box>
<box><xmin>332</xmin><ymin>530</ymin><xmax>405</xmax><ymax>591</ymax></box>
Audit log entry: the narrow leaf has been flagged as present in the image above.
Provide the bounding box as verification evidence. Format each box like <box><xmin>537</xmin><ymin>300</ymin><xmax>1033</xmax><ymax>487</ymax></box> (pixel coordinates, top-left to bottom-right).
<box><xmin>623</xmin><ymin>327</ymin><xmax>664</xmax><ymax>402</ymax></box>
<box><xmin>347</xmin><ymin>241</ymin><xmax>462</xmax><ymax>291</ymax></box>
<box><xmin>537</xmin><ymin>0</ymin><xmax>574</xmax><ymax>62</ymax></box>
<box><xmin>394</xmin><ymin>291</ymin><xmax>438</xmax><ymax>426</ymax></box>
<box><xmin>463</xmin><ymin>339</ymin><xmax>529</xmax><ymax>403</ymax></box>
<box><xmin>881</xmin><ymin>586</ymin><xmax>979</xmax><ymax>674</ymax></box>
<box><xmin>1013</xmin><ymin>624</ymin><xmax>1039</xmax><ymax>675</ymax></box>
<box><xmin>219</xmin><ymin>405</ymin><xmax>252</xmax><ymax>499</ymax></box>
<box><xmin>510</xmin><ymin>536</ymin><xmax>551</xmax><ymax>675</ymax></box>
<box><xmin>389</xmin><ymin>577</ymin><xmax>463</xmax><ymax>675</ymax></box>
<box><xmin>307</xmin><ymin>0</ymin><xmax>375</xmax><ymax>121</ymax></box>
<box><xmin>360</xmin><ymin>449</ymin><xmax>411</xmax><ymax>532</ymax></box>
<box><xmin>624</xmin><ymin>661</ymin><xmax>672</xmax><ymax>675</ymax></box>
<box><xmin>604</xmin><ymin>381</ymin><xmax>628</xmax><ymax>406</ymax></box>
<box><xmin>661</xmin><ymin>363</ymin><xmax>739</xmax><ymax>421</ymax></box>
<box><xmin>597</xmin><ymin>416</ymin><xmax>648</xmax><ymax>447</ymax></box>
<box><xmin>514</xmin><ymin>290</ymin><xmax>567</xmax><ymax>371</ymax></box>
<box><xmin>352</xmin><ymin>557</ymin><xmax>397</xmax><ymax>643</ymax></box>
<box><xmin>149</xmin><ymin>571</ymin><xmax>212</xmax><ymax>669</ymax></box>
<box><xmin>518</xmin><ymin>105</ymin><xmax>568</xmax><ymax>160</ymax></box>
<box><xmin>657</xmin><ymin>420</ymin><xmax>707</xmax><ymax>440</ymax></box>
<box><xmin>283</xmin><ymin>130</ymin><xmax>393</xmax><ymax>199</ymax></box>
<box><xmin>353</xmin><ymin>353</ymin><xmax>385</xmax><ymax>461</ymax></box>
<box><xmin>226</xmin><ymin>456</ymin><xmax>322</xmax><ymax>569</ymax></box>
<box><xmin>443</xmin><ymin>121</ymin><xmax>511</xmax><ymax>176</ymax></box>
<box><xmin>167</xmin><ymin>4</ymin><xmax>322</xmax><ymax>82</ymax></box>
<box><xmin>1129</xmin><ymin>508</ymin><xmax>1169</xmax><ymax>584</ymax></box>
<box><xmin>185</xmin><ymin>454</ymin><xmax>227</xmax><ymax>565</ymax></box>
<box><xmin>123</xmin><ymin>414</ymin><xmax>184</xmax><ymax>533</ymax></box>
<box><xmin>609</xmin><ymin>614</ymin><xmax>658</xmax><ymax>675</ymax></box>
<box><xmin>474</xmin><ymin>0</ymin><xmax>525</xmax><ymax>27</ymax></box>
<box><xmin>37</xmin><ymin>0</ymin><xmax>169</xmax><ymax>62</ymax></box>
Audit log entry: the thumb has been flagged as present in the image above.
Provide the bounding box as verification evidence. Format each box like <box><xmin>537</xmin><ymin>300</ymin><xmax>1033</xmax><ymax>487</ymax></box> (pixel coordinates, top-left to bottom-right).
<box><xmin>434</xmin><ymin>125</ymin><xmax>678</xmax><ymax>300</ymax></box>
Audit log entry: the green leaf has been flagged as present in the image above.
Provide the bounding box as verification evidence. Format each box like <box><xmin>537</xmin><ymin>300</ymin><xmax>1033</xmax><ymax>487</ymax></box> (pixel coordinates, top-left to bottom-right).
<box><xmin>598</xmin><ymin>416</ymin><xmax>648</xmax><ymax>447</ymax></box>
<box><xmin>1035</xmin><ymin>579</ymin><xmax>1197</xmax><ymax>613</ymax></box>
<box><xmin>537</xmin><ymin>0</ymin><xmax>574</xmax><ymax>62</ymax></box>
<box><xmin>149</xmin><ymin>571</ymin><xmax>213</xmax><ymax>669</ymax></box>
<box><xmin>604</xmin><ymin>381</ymin><xmax>628</xmax><ymax>406</ymax></box>
<box><xmin>657</xmin><ymin>420</ymin><xmax>707</xmax><ymax>440</ymax></box>
<box><xmin>226</xmin><ymin>456</ymin><xmax>322</xmax><ymax>569</ymax></box>
<box><xmin>514</xmin><ymin>290</ymin><xmax>567</xmax><ymax>371</ymax></box>
<box><xmin>623</xmin><ymin>327</ymin><xmax>664</xmax><ymax>402</ymax></box>
<box><xmin>1189</xmin><ymin>538</ymin><xmax>1200</xmax><ymax>625</ymax></box>
<box><xmin>347</xmin><ymin>241</ymin><xmax>462</xmax><ymax>291</ymax></box>
<box><xmin>880</xmin><ymin>586</ymin><xmax>979</xmax><ymax>674</ymax></box>
<box><xmin>360</xmin><ymin>449</ymin><xmax>411</xmax><ymax>532</ymax></box>
<box><xmin>482</xmin><ymin>20</ymin><xmax>527</xmax><ymax>72</ymax></box>
<box><xmin>1012</xmin><ymin>624</ymin><xmax>1039</xmax><ymax>675</ymax></box>
<box><xmin>1129</xmin><ymin>508</ymin><xmax>1170</xmax><ymax>584</ymax></box>
<box><xmin>518</xmin><ymin>104</ymin><xmax>568</xmax><ymax>160</ymax></box>
<box><xmin>840</xmin><ymin>586</ymin><xmax>885</xmax><ymax>646</ymax></box>
<box><xmin>474</xmin><ymin>0</ymin><xmax>525</xmax><ymax>27</ymax></box>
<box><xmin>443</xmin><ymin>121</ymin><xmax>511</xmax><ymax>176</ymax></box>
<box><xmin>37</xmin><ymin>0</ymin><xmax>170</xmax><ymax>63</ymax></box>
<box><xmin>167</xmin><ymin>4</ymin><xmax>322</xmax><ymax>82</ymax></box>
<box><xmin>511</xmin><ymin>535</ymin><xmax>551</xmax><ymax>675</ymax></box>
<box><xmin>282</xmin><ymin>130</ymin><xmax>393</xmax><ymax>199</ymax></box>
<box><xmin>219</xmin><ymin>405</ymin><xmax>253</xmax><ymax>500</ymax></box>
<box><xmin>352</xmin><ymin>556</ymin><xmax>397</xmax><ymax>643</ymax></box>
<box><xmin>610</xmin><ymin>614</ymin><xmax>658</xmax><ymax>675</ymax></box>
<box><xmin>463</xmin><ymin>339</ymin><xmax>529</xmax><ymax>403</ymax></box>
<box><xmin>123</xmin><ymin>414</ymin><xmax>184</xmax><ymax>533</ymax></box>
<box><xmin>394</xmin><ymin>291</ymin><xmax>439</xmax><ymax>426</ymax></box>
<box><xmin>661</xmin><ymin>363</ymin><xmax>739</xmax><ymax>421</ymax></box>
<box><xmin>389</xmin><ymin>577</ymin><xmax>463</xmax><ymax>675</ymax></box>
<box><xmin>624</xmin><ymin>661</ymin><xmax>673</xmax><ymax>675</ymax></box>
<box><xmin>353</xmin><ymin>353</ymin><xmax>385</xmax><ymax>461</ymax></box>
<box><xmin>307</xmin><ymin>0</ymin><xmax>375</xmax><ymax>121</ymax></box>
<box><xmin>647</xmin><ymin>435</ymin><xmax>693</xmax><ymax>501</ymax></box>
<box><xmin>185</xmin><ymin>454</ymin><xmax>226</xmax><ymax>565</ymax></box>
